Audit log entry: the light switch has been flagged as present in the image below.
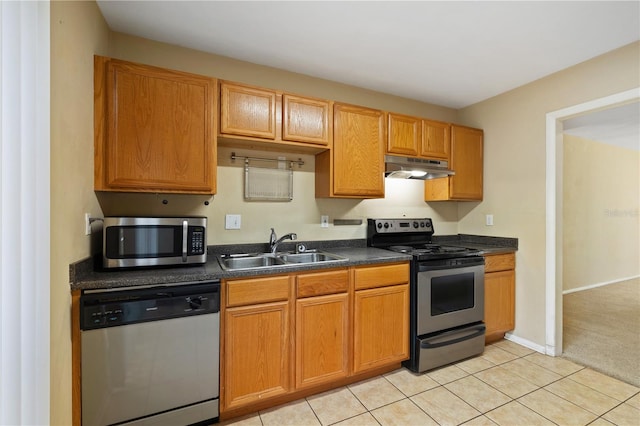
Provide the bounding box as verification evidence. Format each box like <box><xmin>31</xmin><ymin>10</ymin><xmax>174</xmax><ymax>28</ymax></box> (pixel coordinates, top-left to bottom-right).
<box><xmin>485</xmin><ymin>214</ymin><xmax>494</xmax><ymax>226</ymax></box>
<box><xmin>225</xmin><ymin>214</ymin><xmax>241</xmax><ymax>230</ymax></box>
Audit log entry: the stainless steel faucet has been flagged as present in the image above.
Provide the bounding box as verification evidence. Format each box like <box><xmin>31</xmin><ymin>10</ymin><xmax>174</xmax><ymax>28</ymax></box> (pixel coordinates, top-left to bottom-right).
<box><xmin>269</xmin><ymin>228</ymin><xmax>297</xmax><ymax>254</ymax></box>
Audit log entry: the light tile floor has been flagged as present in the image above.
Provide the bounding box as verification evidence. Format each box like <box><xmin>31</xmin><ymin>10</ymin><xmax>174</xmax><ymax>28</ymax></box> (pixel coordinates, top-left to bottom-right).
<box><xmin>220</xmin><ymin>340</ymin><xmax>640</xmax><ymax>426</ymax></box>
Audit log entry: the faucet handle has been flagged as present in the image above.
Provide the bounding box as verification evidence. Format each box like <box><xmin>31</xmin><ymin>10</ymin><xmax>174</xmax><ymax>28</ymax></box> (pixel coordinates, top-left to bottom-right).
<box><xmin>269</xmin><ymin>228</ymin><xmax>277</xmax><ymax>245</ymax></box>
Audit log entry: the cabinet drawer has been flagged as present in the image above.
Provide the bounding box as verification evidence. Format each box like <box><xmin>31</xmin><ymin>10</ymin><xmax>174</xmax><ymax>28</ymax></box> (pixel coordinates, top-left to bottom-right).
<box><xmin>484</xmin><ymin>253</ymin><xmax>516</xmax><ymax>273</ymax></box>
<box><xmin>226</xmin><ymin>275</ymin><xmax>290</xmax><ymax>307</ymax></box>
<box><xmin>296</xmin><ymin>269</ymin><xmax>349</xmax><ymax>298</ymax></box>
<box><xmin>354</xmin><ymin>263</ymin><xmax>409</xmax><ymax>290</ymax></box>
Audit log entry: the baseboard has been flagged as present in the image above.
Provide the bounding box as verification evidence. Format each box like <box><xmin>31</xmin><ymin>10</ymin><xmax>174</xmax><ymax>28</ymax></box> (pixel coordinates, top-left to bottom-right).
<box><xmin>563</xmin><ymin>275</ymin><xmax>640</xmax><ymax>295</ymax></box>
<box><xmin>504</xmin><ymin>332</ymin><xmax>546</xmax><ymax>354</ymax></box>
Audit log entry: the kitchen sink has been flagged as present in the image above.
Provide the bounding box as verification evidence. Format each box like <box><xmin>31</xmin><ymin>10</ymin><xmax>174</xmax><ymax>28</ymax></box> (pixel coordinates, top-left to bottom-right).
<box><xmin>220</xmin><ymin>255</ymin><xmax>286</xmax><ymax>270</ymax></box>
<box><xmin>278</xmin><ymin>252</ymin><xmax>344</xmax><ymax>264</ymax></box>
<box><xmin>218</xmin><ymin>251</ymin><xmax>348</xmax><ymax>271</ymax></box>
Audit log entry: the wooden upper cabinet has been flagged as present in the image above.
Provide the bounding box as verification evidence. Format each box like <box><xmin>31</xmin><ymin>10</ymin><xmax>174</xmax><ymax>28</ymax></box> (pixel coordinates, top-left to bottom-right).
<box><xmin>387</xmin><ymin>113</ymin><xmax>421</xmax><ymax>156</ymax></box>
<box><xmin>283</xmin><ymin>94</ymin><xmax>331</xmax><ymax>146</ymax></box>
<box><xmin>421</xmin><ymin>119</ymin><xmax>450</xmax><ymax>160</ymax></box>
<box><xmin>424</xmin><ymin>124</ymin><xmax>483</xmax><ymax>201</ymax></box>
<box><xmin>324</xmin><ymin>103</ymin><xmax>385</xmax><ymax>198</ymax></box>
<box><xmin>219</xmin><ymin>81</ymin><xmax>331</xmax><ymax>149</ymax></box>
<box><xmin>94</xmin><ymin>56</ymin><xmax>217</xmax><ymax>194</ymax></box>
<box><xmin>220</xmin><ymin>82</ymin><xmax>277</xmax><ymax>139</ymax></box>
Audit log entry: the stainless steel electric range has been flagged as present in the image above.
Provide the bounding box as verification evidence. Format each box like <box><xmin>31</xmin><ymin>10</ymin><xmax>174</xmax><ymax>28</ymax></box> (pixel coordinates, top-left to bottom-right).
<box><xmin>367</xmin><ymin>218</ymin><xmax>486</xmax><ymax>373</ymax></box>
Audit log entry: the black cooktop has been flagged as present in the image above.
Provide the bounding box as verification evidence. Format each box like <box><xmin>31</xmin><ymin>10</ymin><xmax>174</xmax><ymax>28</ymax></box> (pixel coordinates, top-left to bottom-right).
<box><xmin>367</xmin><ymin>218</ymin><xmax>481</xmax><ymax>260</ymax></box>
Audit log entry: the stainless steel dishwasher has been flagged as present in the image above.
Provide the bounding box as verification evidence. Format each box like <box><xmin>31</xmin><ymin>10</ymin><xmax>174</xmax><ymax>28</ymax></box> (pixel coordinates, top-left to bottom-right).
<box><xmin>80</xmin><ymin>280</ymin><xmax>220</xmax><ymax>426</ymax></box>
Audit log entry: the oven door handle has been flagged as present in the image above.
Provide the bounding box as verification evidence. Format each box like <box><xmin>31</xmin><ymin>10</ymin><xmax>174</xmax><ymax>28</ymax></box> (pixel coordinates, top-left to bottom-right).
<box><xmin>419</xmin><ymin>324</ymin><xmax>486</xmax><ymax>349</ymax></box>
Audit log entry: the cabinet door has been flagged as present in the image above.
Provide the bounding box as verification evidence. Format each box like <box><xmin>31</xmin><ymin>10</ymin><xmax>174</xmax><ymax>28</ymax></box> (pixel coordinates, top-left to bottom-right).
<box><xmin>332</xmin><ymin>103</ymin><xmax>385</xmax><ymax>197</ymax></box>
<box><xmin>484</xmin><ymin>269</ymin><xmax>515</xmax><ymax>342</ymax></box>
<box><xmin>223</xmin><ymin>302</ymin><xmax>290</xmax><ymax>410</ymax></box>
<box><xmin>96</xmin><ymin>56</ymin><xmax>216</xmax><ymax>194</ymax></box>
<box><xmin>296</xmin><ymin>293</ymin><xmax>349</xmax><ymax>389</ymax></box>
<box><xmin>353</xmin><ymin>284</ymin><xmax>409</xmax><ymax>373</ymax></box>
<box><xmin>220</xmin><ymin>82</ymin><xmax>277</xmax><ymax>139</ymax></box>
<box><xmin>449</xmin><ymin>125</ymin><xmax>483</xmax><ymax>200</ymax></box>
<box><xmin>421</xmin><ymin>119</ymin><xmax>450</xmax><ymax>160</ymax></box>
<box><xmin>387</xmin><ymin>113</ymin><xmax>420</xmax><ymax>156</ymax></box>
<box><xmin>283</xmin><ymin>94</ymin><xmax>331</xmax><ymax>145</ymax></box>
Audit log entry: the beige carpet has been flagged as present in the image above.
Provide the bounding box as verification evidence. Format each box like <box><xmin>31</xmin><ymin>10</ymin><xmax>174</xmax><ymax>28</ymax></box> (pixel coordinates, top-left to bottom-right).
<box><xmin>562</xmin><ymin>278</ymin><xmax>640</xmax><ymax>387</ymax></box>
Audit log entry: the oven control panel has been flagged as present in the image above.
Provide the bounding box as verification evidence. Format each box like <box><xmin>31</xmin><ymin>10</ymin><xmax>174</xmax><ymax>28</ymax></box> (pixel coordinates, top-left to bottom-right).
<box><xmin>368</xmin><ymin>218</ymin><xmax>433</xmax><ymax>234</ymax></box>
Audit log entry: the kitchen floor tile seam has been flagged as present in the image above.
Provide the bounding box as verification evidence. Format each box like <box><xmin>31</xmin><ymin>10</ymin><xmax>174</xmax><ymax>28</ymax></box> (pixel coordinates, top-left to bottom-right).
<box><xmin>542</xmin><ymin>376</ymin><xmax>639</xmax><ymax>417</ymax></box>
<box><xmin>594</xmin><ymin>400</ymin><xmax>640</xmax><ymax>426</ymax></box>
<box><xmin>360</xmin><ymin>397</ymin><xmax>435</xmax><ymax>426</ymax></box>
<box><xmin>564</xmin><ymin>369</ymin><xmax>640</xmax><ymax>401</ymax></box>
<box><xmin>515</xmin><ymin>388</ymin><xmax>606</xmax><ymax>426</ymax></box>
<box><xmin>380</xmin><ymin>376</ymin><xmax>515</xmax><ymax>424</ymax></box>
<box><xmin>469</xmin><ymin>362</ymin><xmax>585</xmax><ymax>406</ymax></box>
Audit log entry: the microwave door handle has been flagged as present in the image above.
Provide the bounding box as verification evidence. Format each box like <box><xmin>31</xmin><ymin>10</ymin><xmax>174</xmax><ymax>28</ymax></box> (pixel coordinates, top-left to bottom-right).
<box><xmin>182</xmin><ymin>220</ymin><xmax>188</xmax><ymax>262</ymax></box>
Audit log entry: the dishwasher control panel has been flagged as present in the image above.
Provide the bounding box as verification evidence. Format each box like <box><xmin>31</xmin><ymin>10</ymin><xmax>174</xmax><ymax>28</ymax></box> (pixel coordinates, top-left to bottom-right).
<box><xmin>80</xmin><ymin>281</ymin><xmax>220</xmax><ymax>330</ymax></box>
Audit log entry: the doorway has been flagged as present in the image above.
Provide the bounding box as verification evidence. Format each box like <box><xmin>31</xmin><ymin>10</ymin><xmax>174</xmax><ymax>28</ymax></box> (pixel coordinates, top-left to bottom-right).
<box><xmin>545</xmin><ymin>88</ymin><xmax>640</xmax><ymax>357</ymax></box>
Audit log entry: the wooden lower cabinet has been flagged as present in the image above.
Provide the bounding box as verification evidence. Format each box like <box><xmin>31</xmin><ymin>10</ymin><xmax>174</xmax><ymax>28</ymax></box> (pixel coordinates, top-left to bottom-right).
<box><xmin>352</xmin><ymin>263</ymin><xmax>410</xmax><ymax>374</ymax></box>
<box><xmin>223</xmin><ymin>301</ymin><xmax>291</xmax><ymax>410</ymax></box>
<box><xmin>220</xmin><ymin>263</ymin><xmax>409</xmax><ymax>420</ymax></box>
<box><xmin>353</xmin><ymin>284</ymin><xmax>409</xmax><ymax>373</ymax></box>
<box><xmin>484</xmin><ymin>253</ymin><xmax>516</xmax><ymax>343</ymax></box>
<box><xmin>296</xmin><ymin>293</ymin><xmax>349</xmax><ymax>389</ymax></box>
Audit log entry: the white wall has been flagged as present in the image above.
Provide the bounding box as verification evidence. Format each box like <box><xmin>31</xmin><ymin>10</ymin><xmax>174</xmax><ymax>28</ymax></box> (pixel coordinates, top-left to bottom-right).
<box><xmin>458</xmin><ymin>41</ymin><xmax>640</xmax><ymax>347</ymax></box>
<box><xmin>50</xmin><ymin>2</ymin><xmax>109</xmax><ymax>424</ymax></box>
<box><xmin>563</xmin><ymin>134</ymin><xmax>640</xmax><ymax>291</ymax></box>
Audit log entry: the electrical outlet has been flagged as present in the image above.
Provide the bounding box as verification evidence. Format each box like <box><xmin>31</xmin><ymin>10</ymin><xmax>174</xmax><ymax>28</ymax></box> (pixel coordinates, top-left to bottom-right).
<box><xmin>486</xmin><ymin>214</ymin><xmax>494</xmax><ymax>226</ymax></box>
<box><xmin>85</xmin><ymin>213</ymin><xmax>92</xmax><ymax>235</ymax></box>
<box><xmin>225</xmin><ymin>214</ymin><xmax>241</xmax><ymax>230</ymax></box>
<box><xmin>321</xmin><ymin>215</ymin><xmax>329</xmax><ymax>228</ymax></box>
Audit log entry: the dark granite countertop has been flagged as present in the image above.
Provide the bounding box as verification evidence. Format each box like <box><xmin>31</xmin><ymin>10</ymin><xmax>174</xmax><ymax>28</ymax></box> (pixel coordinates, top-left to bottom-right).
<box><xmin>69</xmin><ymin>240</ymin><xmax>411</xmax><ymax>291</ymax></box>
<box><xmin>433</xmin><ymin>234</ymin><xmax>518</xmax><ymax>255</ymax></box>
<box><xmin>70</xmin><ymin>235</ymin><xmax>517</xmax><ymax>291</ymax></box>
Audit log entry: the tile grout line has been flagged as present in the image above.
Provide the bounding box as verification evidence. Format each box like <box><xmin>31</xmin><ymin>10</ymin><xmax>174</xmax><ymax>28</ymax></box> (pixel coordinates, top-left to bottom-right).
<box><xmin>238</xmin><ymin>343</ymin><xmax>638</xmax><ymax>426</ymax></box>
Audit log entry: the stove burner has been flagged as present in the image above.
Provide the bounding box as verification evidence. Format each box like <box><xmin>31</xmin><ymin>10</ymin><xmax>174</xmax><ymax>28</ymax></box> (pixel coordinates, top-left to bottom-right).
<box><xmin>388</xmin><ymin>245</ymin><xmax>415</xmax><ymax>253</ymax></box>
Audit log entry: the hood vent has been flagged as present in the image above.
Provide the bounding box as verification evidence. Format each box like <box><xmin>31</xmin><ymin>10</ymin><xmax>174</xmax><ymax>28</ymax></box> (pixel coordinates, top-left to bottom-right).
<box><xmin>384</xmin><ymin>155</ymin><xmax>455</xmax><ymax>180</ymax></box>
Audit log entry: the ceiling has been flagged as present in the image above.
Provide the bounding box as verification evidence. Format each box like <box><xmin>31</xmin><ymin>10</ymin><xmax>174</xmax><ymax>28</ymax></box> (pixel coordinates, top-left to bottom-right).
<box><xmin>563</xmin><ymin>101</ymin><xmax>639</xmax><ymax>151</ymax></box>
<box><xmin>96</xmin><ymin>0</ymin><xmax>640</xmax><ymax>148</ymax></box>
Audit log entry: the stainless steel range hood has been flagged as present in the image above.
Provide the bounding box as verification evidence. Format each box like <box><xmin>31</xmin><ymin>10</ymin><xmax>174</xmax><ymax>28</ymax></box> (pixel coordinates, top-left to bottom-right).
<box><xmin>384</xmin><ymin>155</ymin><xmax>455</xmax><ymax>179</ymax></box>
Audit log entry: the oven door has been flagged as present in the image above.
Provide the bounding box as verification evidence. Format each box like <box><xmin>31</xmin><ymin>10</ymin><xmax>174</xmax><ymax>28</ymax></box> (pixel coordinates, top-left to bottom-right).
<box><xmin>416</xmin><ymin>257</ymin><xmax>484</xmax><ymax>336</ymax></box>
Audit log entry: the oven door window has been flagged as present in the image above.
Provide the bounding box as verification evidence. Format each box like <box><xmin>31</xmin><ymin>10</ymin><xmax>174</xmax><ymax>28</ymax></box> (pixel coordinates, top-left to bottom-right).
<box><xmin>416</xmin><ymin>263</ymin><xmax>484</xmax><ymax>335</ymax></box>
<box><xmin>431</xmin><ymin>272</ymin><xmax>474</xmax><ymax>315</ymax></box>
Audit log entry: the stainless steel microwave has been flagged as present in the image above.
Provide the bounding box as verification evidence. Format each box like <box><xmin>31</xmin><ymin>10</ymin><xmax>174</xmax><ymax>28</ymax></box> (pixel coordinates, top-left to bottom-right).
<box><xmin>102</xmin><ymin>217</ymin><xmax>207</xmax><ymax>269</ymax></box>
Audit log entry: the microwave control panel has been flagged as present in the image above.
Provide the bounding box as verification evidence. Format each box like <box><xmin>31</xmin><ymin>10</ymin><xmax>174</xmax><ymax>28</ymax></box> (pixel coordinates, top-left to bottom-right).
<box><xmin>189</xmin><ymin>226</ymin><xmax>206</xmax><ymax>255</ymax></box>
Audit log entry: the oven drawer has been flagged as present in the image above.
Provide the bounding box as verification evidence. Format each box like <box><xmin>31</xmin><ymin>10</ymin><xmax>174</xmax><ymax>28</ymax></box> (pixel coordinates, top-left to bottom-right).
<box><xmin>415</xmin><ymin>323</ymin><xmax>485</xmax><ymax>372</ymax></box>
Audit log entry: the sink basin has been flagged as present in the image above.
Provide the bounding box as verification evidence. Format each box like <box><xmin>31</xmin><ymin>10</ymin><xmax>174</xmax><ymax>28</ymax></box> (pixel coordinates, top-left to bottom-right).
<box><xmin>278</xmin><ymin>252</ymin><xmax>346</xmax><ymax>264</ymax></box>
<box><xmin>218</xmin><ymin>251</ymin><xmax>348</xmax><ymax>271</ymax></box>
<box><xmin>220</xmin><ymin>255</ymin><xmax>286</xmax><ymax>270</ymax></box>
